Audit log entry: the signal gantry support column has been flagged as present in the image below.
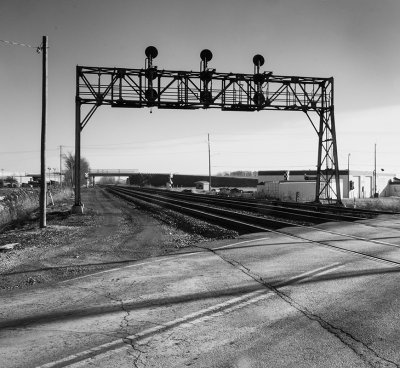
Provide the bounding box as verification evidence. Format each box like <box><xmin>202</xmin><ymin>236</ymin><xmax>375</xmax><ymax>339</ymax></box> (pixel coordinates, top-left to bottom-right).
<box><xmin>315</xmin><ymin>78</ymin><xmax>341</xmax><ymax>204</ymax></box>
<box><xmin>72</xmin><ymin>65</ymin><xmax>84</xmax><ymax>214</ymax></box>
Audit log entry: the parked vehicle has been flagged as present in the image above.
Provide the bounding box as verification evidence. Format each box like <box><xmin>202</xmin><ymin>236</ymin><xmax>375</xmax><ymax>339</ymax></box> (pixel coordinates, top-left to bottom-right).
<box><xmin>182</xmin><ymin>189</ymin><xmax>194</xmax><ymax>193</ymax></box>
<box><xmin>230</xmin><ymin>188</ymin><xmax>243</xmax><ymax>197</ymax></box>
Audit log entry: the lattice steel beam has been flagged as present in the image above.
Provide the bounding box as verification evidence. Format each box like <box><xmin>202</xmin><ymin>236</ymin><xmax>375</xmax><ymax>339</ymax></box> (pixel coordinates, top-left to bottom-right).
<box><xmin>76</xmin><ymin>66</ymin><xmax>330</xmax><ymax>112</ymax></box>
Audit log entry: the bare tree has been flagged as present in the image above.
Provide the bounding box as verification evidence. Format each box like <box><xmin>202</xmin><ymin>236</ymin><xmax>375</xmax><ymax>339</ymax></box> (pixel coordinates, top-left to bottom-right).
<box><xmin>63</xmin><ymin>152</ymin><xmax>90</xmax><ymax>187</ymax></box>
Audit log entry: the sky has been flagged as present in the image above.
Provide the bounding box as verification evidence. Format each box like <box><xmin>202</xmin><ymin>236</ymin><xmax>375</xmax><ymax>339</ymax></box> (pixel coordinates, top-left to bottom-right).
<box><xmin>1</xmin><ymin>0</ymin><xmax>400</xmax><ymax>177</ymax></box>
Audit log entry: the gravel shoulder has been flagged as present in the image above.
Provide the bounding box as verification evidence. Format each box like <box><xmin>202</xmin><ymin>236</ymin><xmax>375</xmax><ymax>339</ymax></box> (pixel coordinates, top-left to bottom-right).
<box><xmin>0</xmin><ymin>187</ymin><xmax>237</xmax><ymax>291</ymax></box>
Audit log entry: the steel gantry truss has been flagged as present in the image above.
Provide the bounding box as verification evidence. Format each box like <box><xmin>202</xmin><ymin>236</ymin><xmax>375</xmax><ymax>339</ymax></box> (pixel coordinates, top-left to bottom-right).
<box><xmin>74</xmin><ymin>47</ymin><xmax>341</xmax><ymax>209</ymax></box>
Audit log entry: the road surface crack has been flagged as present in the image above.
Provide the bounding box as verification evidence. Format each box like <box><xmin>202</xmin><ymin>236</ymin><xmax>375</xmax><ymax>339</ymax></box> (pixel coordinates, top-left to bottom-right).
<box><xmin>122</xmin><ymin>337</ymin><xmax>149</xmax><ymax>368</ymax></box>
<box><xmin>203</xmin><ymin>246</ymin><xmax>399</xmax><ymax>368</ymax></box>
<box><xmin>270</xmin><ymin>285</ymin><xmax>400</xmax><ymax>368</ymax></box>
<box><xmin>104</xmin><ymin>292</ymin><xmax>149</xmax><ymax>367</ymax></box>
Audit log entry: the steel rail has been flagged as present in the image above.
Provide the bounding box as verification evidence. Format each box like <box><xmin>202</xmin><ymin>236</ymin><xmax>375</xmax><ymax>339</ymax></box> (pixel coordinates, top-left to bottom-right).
<box><xmin>144</xmin><ymin>187</ymin><xmax>398</xmax><ymax>216</ymax></box>
<box><xmin>107</xmin><ymin>186</ymin><xmax>400</xmax><ymax>268</ymax></box>
<box><xmin>107</xmin><ymin>187</ymin><xmax>293</xmax><ymax>231</ymax></box>
<box><xmin>138</xmin><ymin>187</ymin><xmax>400</xmax><ymax>239</ymax></box>
<box><xmin>267</xmin><ymin>199</ymin><xmax>399</xmax><ymax>216</ymax></box>
<box><xmin>121</xmin><ymin>187</ymin><xmax>373</xmax><ymax>221</ymax></box>
<box><xmin>107</xmin><ymin>186</ymin><xmax>272</xmax><ymax>232</ymax></box>
<box><xmin>110</xmin><ymin>187</ymin><xmax>400</xmax><ymax>244</ymax></box>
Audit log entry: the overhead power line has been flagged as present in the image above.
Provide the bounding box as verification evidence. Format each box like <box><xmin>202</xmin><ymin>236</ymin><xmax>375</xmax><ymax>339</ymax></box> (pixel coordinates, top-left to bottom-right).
<box><xmin>0</xmin><ymin>39</ymin><xmax>42</xmax><ymax>53</ymax></box>
<box><xmin>0</xmin><ymin>148</ymin><xmax>58</xmax><ymax>154</ymax></box>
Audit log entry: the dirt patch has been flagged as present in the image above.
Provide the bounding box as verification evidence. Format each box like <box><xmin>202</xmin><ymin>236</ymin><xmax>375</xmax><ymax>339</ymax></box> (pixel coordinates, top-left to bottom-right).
<box><xmin>0</xmin><ymin>187</ymin><xmax>237</xmax><ymax>291</ymax></box>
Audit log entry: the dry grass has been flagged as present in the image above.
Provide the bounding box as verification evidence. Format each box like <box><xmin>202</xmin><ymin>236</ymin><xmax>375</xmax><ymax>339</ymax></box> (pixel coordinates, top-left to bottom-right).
<box><xmin>342</xmin><ymin>197</ymin><xmax>400</xmax><ymax>212</ymax></box>
<box><xmin>0</xmin><ymin>187</ymin><xmax>73</xmax><ymax>229</ymax></box>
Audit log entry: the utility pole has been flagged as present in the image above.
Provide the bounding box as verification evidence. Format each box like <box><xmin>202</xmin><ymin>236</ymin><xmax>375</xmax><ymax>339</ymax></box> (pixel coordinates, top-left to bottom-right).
<box><xmin>347</xmin><ymin>153</ymin><xmax>350</xmax><ymax>197</ymax></box>
<box><xmin>59</xmin><ymin>145</ymin><xmax>63</xmax><ymax>187</ymax></box>
<box><xmin>208</xmin><ymin>133</ymin><xmax>211</xmax><ymax>191</ymax></box>
<box><xmin>374</xmin><ymin>143</ymin><xmax>377</xmax><ymax>197</ymax></box>
<box><xmin>39</xmin><ymin>36</ymin><xmax>48</xmax><ymax>228</ymax></box>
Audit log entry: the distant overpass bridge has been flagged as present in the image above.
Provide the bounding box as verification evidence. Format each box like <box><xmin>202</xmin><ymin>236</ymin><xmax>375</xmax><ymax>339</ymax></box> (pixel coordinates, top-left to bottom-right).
<box><xmin>89</xmin><ymin>169</ymin><xmax>139</xmax><ymax>186</ymax></box>
<box><xmin>88</xmin><ymin>169</ymin><xmax>139</xmax><ymax>178</ymax></box>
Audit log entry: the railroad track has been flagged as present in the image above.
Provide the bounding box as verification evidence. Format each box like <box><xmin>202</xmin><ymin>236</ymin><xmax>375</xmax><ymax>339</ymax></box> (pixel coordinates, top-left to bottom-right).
<box><xmin>107</xmin><ymin>185</ymin><xmax>286</xmax><ymax>232</ymax></box>
<box><xmin>134</xmin><ymin>187</ymin><xmax>398</xmax><ymax>217</ymax></box>
<box><xmin>106</xmin><ymin>185</ymin><xmax>400</xmax><ymax>268</ymax></box>
<box><xmin>128</xmin><ymin>187</ymin><xmax>400</xmax><ymax>231</ymax></box>
<box><xmin>110</xmin><ymin>186</ymin><xmax>386</xmax><ymax>222</ymax></box>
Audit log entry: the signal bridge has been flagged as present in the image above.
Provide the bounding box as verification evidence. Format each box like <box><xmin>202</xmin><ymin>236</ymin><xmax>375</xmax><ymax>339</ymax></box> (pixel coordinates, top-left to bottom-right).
<box><xmin>73</xmin><ymin>46</ymin><xmax>341</xmax><ymax>212</ymax></box>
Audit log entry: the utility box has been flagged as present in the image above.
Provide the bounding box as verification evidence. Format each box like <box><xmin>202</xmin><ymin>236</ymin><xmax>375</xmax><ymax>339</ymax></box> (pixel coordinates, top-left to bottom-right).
<box><xmin>194</xmin><ymin>181</ymin><xmax>210</xmax><ymax>191</ymax></box>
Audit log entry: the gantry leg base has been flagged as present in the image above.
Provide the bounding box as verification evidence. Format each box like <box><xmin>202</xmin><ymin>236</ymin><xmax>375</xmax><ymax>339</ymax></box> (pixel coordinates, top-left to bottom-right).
<box><xmin>71</xmin><ymin>204</ymin><xmax>84</xmax><ymax>214</ymax></box>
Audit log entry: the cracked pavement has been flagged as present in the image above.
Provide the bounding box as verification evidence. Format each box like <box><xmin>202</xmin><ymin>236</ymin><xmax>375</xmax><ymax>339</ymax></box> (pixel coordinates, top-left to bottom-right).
<box><xmin>203</xmin><ymin>246</ymin><xmax>400</xmax><ymax>368</ymax></box>
<box><xmin>1</xmin><ymin>201</ymin><xmax>400</xmax><ymax>367</ymax></box>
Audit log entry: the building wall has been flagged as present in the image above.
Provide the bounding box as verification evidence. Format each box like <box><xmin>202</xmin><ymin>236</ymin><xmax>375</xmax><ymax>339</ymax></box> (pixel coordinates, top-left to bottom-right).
<box><xmin>258</xmin><ymin>170</ymin><xmax>395</xmax><ymax>199</ymax></box>
<box><xmin>258</xmin><ymin>171</ymin><xmax>345</xmax><ymax>200</ymax></box>
<box><xmin>389</xmin><ymin>184</ymin><xmax>400</xmax><ymax>197</ymax></box>
<box><xmin>256</xmin><ymin>181</ymin><xmax>343</xmax><ymax>202</ymax></box>
<box><xmin>279</xmin><ymin>181</ymin><xmax>317</xmax><ymax>202</ymax></box>
<box><xmin>376</xmin><ymin>175</ymin><xmax>392</xmax><ymax>197</ymax></box>
<box><xmin>256</xmin><ymin>182</ymin><xmax>279</xmax><ymax>199</ymax></box>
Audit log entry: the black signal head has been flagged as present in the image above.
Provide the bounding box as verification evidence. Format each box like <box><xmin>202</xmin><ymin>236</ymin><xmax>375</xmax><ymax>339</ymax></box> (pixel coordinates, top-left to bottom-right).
<box><xmin>145</xmin><ymin>46</ymin><xmax>158</xmax><ymax>59</ymax></box>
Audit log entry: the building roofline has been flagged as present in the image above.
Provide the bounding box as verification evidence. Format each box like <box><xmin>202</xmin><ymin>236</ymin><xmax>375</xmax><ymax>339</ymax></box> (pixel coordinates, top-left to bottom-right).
<box><xmin>258</xmin><ymin>169</ymin><xmax>396</xmax><ymax>176</ymax></box>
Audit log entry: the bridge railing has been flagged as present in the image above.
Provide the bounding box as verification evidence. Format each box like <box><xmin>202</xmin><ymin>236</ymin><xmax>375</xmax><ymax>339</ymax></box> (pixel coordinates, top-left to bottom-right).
<box><xmin>89</xmin><ymin>169</ymin><xmax>139</xmax><ymax>175</ymax></box>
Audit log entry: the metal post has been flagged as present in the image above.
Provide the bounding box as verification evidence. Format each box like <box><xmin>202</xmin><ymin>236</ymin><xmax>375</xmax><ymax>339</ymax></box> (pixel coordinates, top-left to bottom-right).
<box><xmin>374</xmin><ymin>143</ymin><xmax>377</xmax><ymax>197</ymax></box>
<box><xmin>329</xmin><ymin>103</ymin><xmax>342</xmax><ymax>204</ymax></box>
<box><xmin>208</xmin><ymin>133</ymin><xmax>211</xmax><ymax>191</ymax></box>
<box><xmin>72</xmin><ymin>66</ymin><xmax>84</xmax><ymax>213</ymax></box>
<box><xmin>347</xmin><ymin>153</ymin><xmax>350</xmax><ymax>197</ymax></box>
<box><xmin>74</xmin><ymin>100</ymin><xmax>82</xmax><ymax>205</ymax></box>
<box><xmin>315</xmin><ymin>112</ymin><xmax>324</xmax><ymax>203</ymax></box>
<box><xmin>39</xmin><ymin>36</ymin><xmax>48</xmax><ymax>228</ymax></box>
<box><xmin>59</xmin><ymin>145</ymin><xmax>62</xmax><ymax>187</ymax></box>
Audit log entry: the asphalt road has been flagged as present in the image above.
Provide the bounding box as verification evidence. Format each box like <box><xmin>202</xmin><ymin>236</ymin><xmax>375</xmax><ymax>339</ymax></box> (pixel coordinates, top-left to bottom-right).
<box><xmin>1</xmin><ymin>207</ymin><xmax>400</xmax><ymax>367</ymax></box>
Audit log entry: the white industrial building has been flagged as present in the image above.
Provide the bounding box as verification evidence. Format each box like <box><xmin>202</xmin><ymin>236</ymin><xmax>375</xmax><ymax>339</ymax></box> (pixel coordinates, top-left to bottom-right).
<box><xmin>257</xmin><ymin>170</ymin><xmax>397</xmax><ymax>202</ymax></box>
<box><xmin>194</xmin><ymin>181</ymin><xmax>210</xmax><ymax>191</ymax></box>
